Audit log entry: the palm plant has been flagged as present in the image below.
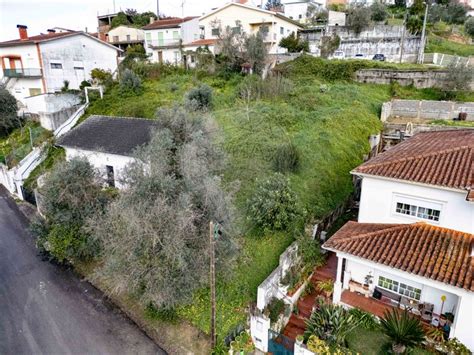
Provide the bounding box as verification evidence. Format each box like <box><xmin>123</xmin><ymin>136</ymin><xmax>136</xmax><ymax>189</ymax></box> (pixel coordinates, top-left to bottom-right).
<box><xmin>304</xmin><ymin>303</ymin><xmax>358</xmax><ymax>346</ymax></box>
<box><xmin>380</xmin><ymin>309</ymin><xmax>425</xmax><ymax>354</ymax></box>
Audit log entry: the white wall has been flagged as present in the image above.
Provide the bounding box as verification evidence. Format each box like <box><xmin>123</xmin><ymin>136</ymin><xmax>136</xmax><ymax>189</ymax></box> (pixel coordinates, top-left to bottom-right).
<box><xmin>40</xmin><ymin>34</ymin><xmax>118</xmax><ymax>92</ymax></box>
<box><xmin>452</xmin><ymin>293</ymin><xmax>474</xmax><ymax>351</ymax></box>
<box><xmin>65</xmin><ymin>147</ymin><xmax>135</xmax><ymax>189</ymax></box>
<box><xmin>107</xmin><ymin>26</ymin><xmax>144</xmax><ymax>43</ymax></box>
<box><xmin>24</xmin><ymin>93</ymin><xmax>80</xmax><ymax>114</ymax></box>
<box><xmin>199</xmin><ymin>4</ymin><xmax>302</xmax><ymax>54</ymax></box>
<box><xmin>284</xmin><ymin>2</ymin><xmax>310</xmax><ymax>22</ymax></box>
<box><xmin>358</xmin><ymin>176</ymin><xmax>474</xmax><ymax>234</ymax></box>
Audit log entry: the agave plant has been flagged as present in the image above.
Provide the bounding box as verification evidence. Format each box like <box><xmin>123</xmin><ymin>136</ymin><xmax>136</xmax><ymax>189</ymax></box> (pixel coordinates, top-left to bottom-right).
<box><xmin>304</xmin><ymin>303</ymin><xmax>358</xmax><ymax>346</ymax></box>
<box><xmin>380</xmin><ymin>309</ymin><xmax>425</xmax><ymax>354</ymax></box>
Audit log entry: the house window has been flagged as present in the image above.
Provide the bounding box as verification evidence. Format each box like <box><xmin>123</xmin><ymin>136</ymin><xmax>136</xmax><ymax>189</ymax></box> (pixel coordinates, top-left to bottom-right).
<box><xmin>172</xmin><ymin>30</ymin><xmax>179</xmax><ymax>39</ymax></box>
<box><xmin>113</xmin><ymin>35</ymin><xmax>119</xmax><ymax>42</ymax></box>
<box><xmin>211</xmin><ymin>28</ymin><xmax>220</xmax><ymax>36</ymax></box>
<box><xmin>126</xmin><ymin>34</ymin><xmax>131</xmax><ymax>41</ymax></box>
<box><xmin>73</xmin><ymin>66</ymin><xmax>84</xmax><ymax>70</ymax></box>
<box><xmin>232</xmin><ymin>26</ymin><xmax>241</xmax><ymax>34</ymax></box>
<box><xmin>378</xmin><ymin>276</ymin><xmax>421</xmax><ymax>300</ymax></box>
<box><xmin>280</xmin><ymin>26</ymin><xmax>284</xmax><ymax>35</ymax></box>
<box><xmin>146</xmin><ymin>33</ymin><xmax>151</xmax><ymax>41</ymax></box>
<box><xmin>299</xmin><ymin>14</ymin><xmax>303</xmax><ymax>19</ymax></box>
<box><xmin>50</xmin><ymin>63</ymin><xmax>62</xmax><ymax>69</ymax></box>
<box><xmin>106</xmin><ymin>165</ymin><xmax>115</xmax><ymax>187</ymax></box>
<box><xmin>395</xmin><ymin>202</ymin><xmax>440</xmax><ymax>222</ymax></box>
<box><xmin>190</xmin><ymin>55</ymin><xmax>195</xmax><ymax>63</ymax></box>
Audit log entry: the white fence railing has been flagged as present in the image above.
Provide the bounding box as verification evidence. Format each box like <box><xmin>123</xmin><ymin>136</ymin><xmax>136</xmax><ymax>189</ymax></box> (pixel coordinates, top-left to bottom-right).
<box><xmin>0</xmin><ymin>102</ymin><xmax>89</xmax><ymax>200</ymax></box>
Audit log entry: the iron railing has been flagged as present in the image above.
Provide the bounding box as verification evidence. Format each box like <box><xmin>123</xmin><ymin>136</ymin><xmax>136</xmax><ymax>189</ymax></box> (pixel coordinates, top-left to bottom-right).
<box><xmin>3</xmin><ymin>68</ymin><xmax>42</xmax><ymax>78</ymax></box>
<box><xmin>147</xmin><ymin>38</ymin><xmax>181</xmax><ymax>48</ymax></box>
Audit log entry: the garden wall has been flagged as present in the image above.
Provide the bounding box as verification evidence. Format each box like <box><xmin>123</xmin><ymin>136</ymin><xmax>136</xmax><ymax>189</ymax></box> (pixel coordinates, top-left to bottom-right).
<box><xmin>355</xmin><ymin>69</ymin><xmax>474</xmax><ymax>90</ymax></box>
<box><xmin>424</xmin><ymin>53</ymin><xmax>474</xmax><ymax>67</ymax></box>
<box><xmin>381</xmin><ymin>99</ymin><xmax>474</xmax><ymax>121</ymax></box>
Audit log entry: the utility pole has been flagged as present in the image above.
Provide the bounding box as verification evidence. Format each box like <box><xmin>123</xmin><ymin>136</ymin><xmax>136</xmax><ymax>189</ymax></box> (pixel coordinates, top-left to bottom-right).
<box><xmin>399</xmin><ymin>11</ymin><xmax>408</xmax><ymax>63</ymax></box>
<box><xmin>209</xmin><ymin>221</ymin><xmax>216</xmax><ymax>349</ymax></box>
<box><xmin>157</xmin><ymin>0</ymin><xmax>160</xmax><ymax>19</ymax></box>
<box><xmin>417</xmin><ymin>2</ymin><xmax>429</xmax><ymax>64</ymax></box>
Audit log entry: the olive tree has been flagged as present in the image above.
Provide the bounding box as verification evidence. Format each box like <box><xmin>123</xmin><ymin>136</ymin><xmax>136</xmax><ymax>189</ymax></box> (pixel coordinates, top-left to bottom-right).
<box><xmin>90</xmin><ymin>107</ymin><xmax>238</xmax><ymax>308</ymax></box>
<box><xmin>347</xmin><ymin>4</ymin><xmax>372</xmax><ymax>34</ymax></box>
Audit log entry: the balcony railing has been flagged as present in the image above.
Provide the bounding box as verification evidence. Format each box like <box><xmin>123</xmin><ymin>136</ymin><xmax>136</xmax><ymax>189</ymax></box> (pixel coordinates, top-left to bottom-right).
<box><xmin>3</xmin><ymin>68</ymin><xmax>42</xmax><ymax>78</ymax></box>
<box><xmin>147</xmin><ymin>38</ymin><xmax>181</xmax><ymax>48</ymax></box>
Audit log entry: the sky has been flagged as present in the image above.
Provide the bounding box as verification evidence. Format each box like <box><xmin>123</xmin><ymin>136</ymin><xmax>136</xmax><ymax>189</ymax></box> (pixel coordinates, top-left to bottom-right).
<box><xmin>0</xmin><ymin>0</ymin><xmax>261</xmax><ymax>41</ymax></box>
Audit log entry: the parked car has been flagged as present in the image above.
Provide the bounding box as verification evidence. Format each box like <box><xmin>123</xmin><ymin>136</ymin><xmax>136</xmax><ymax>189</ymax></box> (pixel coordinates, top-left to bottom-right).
<box><xmin>332</xmin><ymin>50</ymin><xmax>345</xmax><ymax>59</ymax></box>
<box><xmin>372</xmin><ymin>54</ymin><xmax>386</xmax><ymax>61</ymax></box>
<box><xmin>353</xmin><ymin>53</ymin><xmax>368</xmax><ymax>60</ymax></box>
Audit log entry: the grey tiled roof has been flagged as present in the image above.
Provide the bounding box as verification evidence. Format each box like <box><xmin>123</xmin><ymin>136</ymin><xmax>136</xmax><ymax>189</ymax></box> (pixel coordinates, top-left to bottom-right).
<box><xmin>56</xmin><ymin>115</ymin><xmax>159</xmax><ymax>156</ymax></box>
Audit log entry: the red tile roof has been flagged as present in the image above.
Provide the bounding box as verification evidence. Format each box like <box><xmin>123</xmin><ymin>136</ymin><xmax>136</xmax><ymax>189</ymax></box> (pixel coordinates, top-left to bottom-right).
<box><xmin>185</xmin><ymin>38</ymin><xmax>216</xmax><ymax>46</ymax></box>
<box><xmin>353</xmin><ymin>130</ymin><xmax>474</xmax><ymax>198</ymax></box>
<box><xmin>323</xmin><ymin>221</ymin><xmax>474</xmax><ymax>291</ymax></box>
<box><xmin>0</xmin><ymin>31</ymin><xmax>76</xmax><ymax>46</ymax></box>
<box><xmin>142</xmin><ymin>16</ymin><xmax>198</xmax><ymax>30</ymax></box>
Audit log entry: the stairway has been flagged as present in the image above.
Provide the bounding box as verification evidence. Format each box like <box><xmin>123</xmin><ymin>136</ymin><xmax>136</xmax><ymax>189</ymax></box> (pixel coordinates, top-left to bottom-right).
<box><xmin>281</xmin><ymin>252</ymin><xmax>338</xmax><ymax>341</ymax></box>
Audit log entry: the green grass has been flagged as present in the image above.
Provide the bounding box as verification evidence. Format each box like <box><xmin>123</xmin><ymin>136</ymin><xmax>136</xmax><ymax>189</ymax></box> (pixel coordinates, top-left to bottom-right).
<box><xmin>23</xmin><ymin>145</ymin><xmax>65</xmax><ymax>190</ymax></box>
<box><xmin>346</xmin><ymin>327</ymin><xmax>433</xmax><ymax>355</ymax></box>
<box><xmin>426</xmin><ymin>34</ymin><xmax>474</xmax><ymax>57</ymax></box>
<box><xmin>429</xmin><ymin>119</ymin><xmax>474</xmax><ymax>127</ymax></box>
<box><xmin>0</xmin><ymin>122</ymin><xmax>51</xmax><ymax>168</ymax></box>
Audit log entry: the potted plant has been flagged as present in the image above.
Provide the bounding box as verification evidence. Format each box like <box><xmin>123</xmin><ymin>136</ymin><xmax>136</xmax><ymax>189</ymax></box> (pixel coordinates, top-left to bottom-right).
<box><xmin>317</xmin><ymin>280</ymin><xmax>334</xmax><ymax>299</ymax></box>
<box><xmin>296</xmin><ymin>334</ymin><xmax>304</xmax><ymax>346</ymax></box>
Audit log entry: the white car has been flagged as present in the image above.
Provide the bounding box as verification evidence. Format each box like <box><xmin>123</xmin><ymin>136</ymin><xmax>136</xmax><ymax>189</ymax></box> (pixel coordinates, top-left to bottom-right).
<box><xmin>353</xmin><ymin>53</ymin><xmax>369</xmax><ymax>60</ymax></box>
<box><xmin>332</xmin><ymin>50</ymin><xmax>345</xmax><ymax>59</ymax></box>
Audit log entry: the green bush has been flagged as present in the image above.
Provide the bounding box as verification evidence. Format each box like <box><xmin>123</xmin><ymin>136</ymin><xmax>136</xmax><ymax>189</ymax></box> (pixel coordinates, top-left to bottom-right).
<box><xmin>380</xmin><ymin>309</ymin><xmax>425</xmax><ymax>353</ymax></box>
<box><xmin>264</xmin><ymin>297</ymin><xmax>286</xmax><ymax>323</ymax></box>
<box><xmin>247</xmin><ymin>172</ymin><xmax>303</xmax><ymax>231</ymax></box>
<box><xmin>0</xmin><ymin>86</ymin><xmax>20</xmax><ymax>137</ymax></box>
<box><xmin>465</xmin><ymin>17</ymin><xmax>474</xmax><ymax>38</ymax></box>
<box><xmin>119</xmin><ymin>69</ymin><xmax>143</xmax><ymax>95</ymax></box>
<box><xmin>185</xmin><ymin>84</ymin><xmax>213</xmax><ymax>110</ymax></box>
<box><xmin>145</xmin><ymin>303</ymin><xmax>178</xmax><ymax>323</ymax></box>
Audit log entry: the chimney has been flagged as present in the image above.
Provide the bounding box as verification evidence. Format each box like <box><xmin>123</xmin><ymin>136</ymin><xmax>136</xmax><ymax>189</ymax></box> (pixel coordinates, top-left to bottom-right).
<box><xmin>17</xmin><ymin>24</ymin><xmax>28</xmax><ymax>40</ymax></box>
<box><xmin>47</xmin><ymin>29</ymin><xmax>56</xmax><ymax>34</ymax></box>
<box><xmin>150</xmin><ymin>16</ymin><xmax>155</xmax><ymax>24</ymax></box>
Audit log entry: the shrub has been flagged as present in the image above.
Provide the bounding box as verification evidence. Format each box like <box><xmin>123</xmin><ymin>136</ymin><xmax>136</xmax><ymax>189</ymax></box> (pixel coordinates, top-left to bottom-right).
<box><xmin>443</xmin><ymin>338</ymin><xmax>470</xmax><ymax>354</ymax></box>
<box><xmin>34</xmin><ymin>157</ymin><xmax>109</xmax><ymax>262</ymax></box>
<box><xmin>465</xmin><ymin>17</ymin><xmax>474</xmax><ymax>39</ymax></box>
<box><xmin>380</xmin><ymin>309</ymin><xmax>425</xmax><ymax>354</ymax></box>
<box><xmin>272</xmin><ymin>143</ymin><xmax>300</xmax><ymax>173</ymax></box>
<box><xmin>185</xmin><ymin>84</ymin><xmax>213</xmax><ymax>110</ymax></box>
<box><xmin>79</xmin><ymin>80</ymin><xmax>91</xmax><ymax>90</ymax></box>
<box><xmin>145</xmin><ymin>303</ymin><xmax>178</xmax><ymax>323</ymax></box>
<box><xmin>264</xmin><ymin>297</ymin><xmax>286</xmax><ymax>323</ymax></box>
<box><xmin>279</xmin><ymin>32</ymin><xmax>309</xmax><ymax>53</ymax></box>
<box><xmin>304</xmin><ymin>303</ymin><xmax>359</xmax><ymax>346</ymax></box>
<box><xmin>247</xmin><ymin>172</ymin><xmax>302</xmax><ymax>231</ymax></box>
<box><xmin>90</xmin><ymin>68</ymin><xmax>114</xmax><ymax>89</ymax></box>
<box><xmin>119</xmin><ymin>69</ymin><xmax>142</xmax><ymax>95</ymax></box>
<box><xmin>370</xmin><ymin>1</ymin><xmax>388</xmax><ymax>22</ymax></box>
<box><xmin>444</xmin><ymin>61</ymin><xmax>474</xmax><ymax>92</ymax></box>
<box><xmin>347</xmin><ymin>4</ymin><xmax>372</xmax><ymax>34</ymax></box>
<box><xmin>0</xmin><ymin>86</ymin><xmax>19</xmax><ymax>137</ymax></box>
<box><xmin>320</xmin><ymin>34</ymin><xmax>341</xmax><ymax>59</ymax></box>
<box><xmin>348</xmin><ymin>307</ymin><xmax>379</xmax><ymax>330</ymax></box>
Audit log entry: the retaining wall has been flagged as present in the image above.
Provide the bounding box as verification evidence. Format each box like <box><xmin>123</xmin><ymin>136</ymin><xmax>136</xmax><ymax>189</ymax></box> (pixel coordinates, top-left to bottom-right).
<box><xmin>382</xmin><ymin>99</ymin><xmax>474</xmax><ymax>121</ymax></box>
<box><xmin>355</xmin><ymin>69</ymin><xmax>474</xmax><ymax>90</ymax></box>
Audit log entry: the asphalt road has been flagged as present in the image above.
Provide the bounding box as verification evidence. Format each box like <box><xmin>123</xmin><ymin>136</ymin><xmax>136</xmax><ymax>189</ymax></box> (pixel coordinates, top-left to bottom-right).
<box><xmin>0</xmin><ymin>187</ymin><xmax>165</xmax><ymax>355</ymax></box>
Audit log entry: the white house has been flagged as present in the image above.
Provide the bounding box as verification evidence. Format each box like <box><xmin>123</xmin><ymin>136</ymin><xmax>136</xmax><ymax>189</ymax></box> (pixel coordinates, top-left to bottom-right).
<box><xmin>106</xmin><ymin>25</ymin><xmax>145</xmax><ymax>53</ymax></box>
<box><xmin>0</xmin><ymin>25</ymin><xmax>120</xmax><ymax>104</ymax></box>
<box><xmin>353</xmin><ymin>130</ymin><xmax>474</xmax><ymax>234</ymax></box>
<box><xmin>142</xmin><ymin>17</ymin><xmax>200</xmax><ymax>64</ymax></box>
<box><xmin>282</xmin><ymin>0</ymin><xmax>325</xmax><ymax>23</ymax></box>
<box><xmin>56</xmin><ymin>115</ymin><xmax>158</xmax><ymax>188</ymax></box>
<box><xmin>198</xmin><ymin>1</ymin><xmax>303</xmax><ymax>54</ymax></box>
<box><xmin>323</xmin><ymin>221</ymin><xmax>474</xmax><ymax>351</ymax></box>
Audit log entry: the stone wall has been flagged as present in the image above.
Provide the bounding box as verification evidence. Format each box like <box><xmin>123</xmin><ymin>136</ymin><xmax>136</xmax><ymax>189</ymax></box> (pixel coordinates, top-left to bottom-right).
<box><xmin>355</xmin><ymin>69</ymin><xmax>474</xmax><ymax>90</ymax></box>
<box><xmin>300</xmin><ymin>25</ymin><xmax>421</xmax><ymax>61</ymax></box>
<box><xmin>424</xmin><ymin>53</ymin><xmax>474</xmax><ymax>67</ymax></box>
<box><xmin>383</xmin><ymin>99</ymin><xmax>474</xmax><ymax>121</ymax></box>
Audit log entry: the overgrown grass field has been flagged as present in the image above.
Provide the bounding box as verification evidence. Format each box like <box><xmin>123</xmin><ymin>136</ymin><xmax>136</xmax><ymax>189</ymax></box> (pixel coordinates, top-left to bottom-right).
<box><xmin>78</xmin><ymin>56</ymin><xmax>464</xmax><ymax>340</ymax></box>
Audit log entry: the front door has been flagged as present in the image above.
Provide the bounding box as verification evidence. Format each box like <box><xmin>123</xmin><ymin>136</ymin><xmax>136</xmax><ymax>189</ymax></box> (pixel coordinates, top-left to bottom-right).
<box><xmin>106</xmin><ymin>165</ymin><xmax>115</xmax><ymax>187</ymax></box>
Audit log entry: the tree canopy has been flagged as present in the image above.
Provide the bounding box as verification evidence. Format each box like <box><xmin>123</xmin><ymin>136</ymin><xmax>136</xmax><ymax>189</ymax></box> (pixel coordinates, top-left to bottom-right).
<box><xmin>0</xmin><ymin>86</ymin><xmax>19</xmax><ymax>137</ymax></box>
<box><xmin>90</xmin><ymin>107</ymin><xmax>238</xmax><ymax>308</ymax></box>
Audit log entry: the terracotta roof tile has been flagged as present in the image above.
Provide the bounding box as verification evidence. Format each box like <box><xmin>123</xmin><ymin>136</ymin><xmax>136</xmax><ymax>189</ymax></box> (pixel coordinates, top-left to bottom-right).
<box><xmin>353</xmin><ymin>130</ymin><xmax>474</xmax><ymax>195</ymax></box>
<box><xmin>185</xmin><ymin>38</ymin><xmax>216</xmax><ymax>46</ymax></box>
<box><xmin>0</xmin><ymin>31</ymin><xmax>76</xmax><ymax>46</ymax></box>
<box><xmin>323</xmin><ymin>221</ymin><xmax>474</xmax><ymax>291</ymax></box>
<box><xmin>142</xmin><ymin>16</ymin><xmax>198</xmax><ymax>30</ymax></box>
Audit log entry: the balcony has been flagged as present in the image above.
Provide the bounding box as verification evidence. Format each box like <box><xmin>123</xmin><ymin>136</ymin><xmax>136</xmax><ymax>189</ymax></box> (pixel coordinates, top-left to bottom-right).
<box><xmin>3</xmin><ymin>68</ymin><xmax>42</xmax><ymax>78</ymax></box>
<box><xmin>147</xmin><ymin>39</ymin><xmax>181</xmax><ymax>48</ymax></box>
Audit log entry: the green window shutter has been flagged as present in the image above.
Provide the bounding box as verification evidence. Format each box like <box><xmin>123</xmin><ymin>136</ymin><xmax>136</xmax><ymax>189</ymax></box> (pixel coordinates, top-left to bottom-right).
<box><xmin>158</xmin><ymin>32</ymin><xmax>164</xmax><ymax>46</ymax></box>
<box><xmin>173</xmin><ymin>30</ymin><xmax>179</xmax><ymax>39</ymax></box>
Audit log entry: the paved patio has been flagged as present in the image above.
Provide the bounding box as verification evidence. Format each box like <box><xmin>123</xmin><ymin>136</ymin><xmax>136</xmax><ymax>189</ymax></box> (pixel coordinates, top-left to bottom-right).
<box><xmin>341</xmin><ymin>290</ymin><xmax>394</xmax><ymax>318</ymax></box>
